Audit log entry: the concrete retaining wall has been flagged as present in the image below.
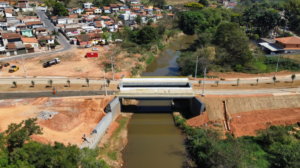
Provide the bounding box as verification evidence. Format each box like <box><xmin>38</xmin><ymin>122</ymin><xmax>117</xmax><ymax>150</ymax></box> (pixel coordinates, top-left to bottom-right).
<box><xmin>81</xmin><ymin>97</ymin><xmax>120</xmax><ymax>149</ymax></box>
<box><xmin>190</xmin><ymin>97</ymin><xmax>206</xmax><ymax>115</ymax></box>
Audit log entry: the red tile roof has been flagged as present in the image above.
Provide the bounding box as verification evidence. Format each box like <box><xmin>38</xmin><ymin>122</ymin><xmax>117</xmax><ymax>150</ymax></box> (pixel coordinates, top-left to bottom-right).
<box><xmin>21</xmin><ymin>37</ymin><xmax>38</xmax><ymax>43</ymax></box>
<box><xmin>275</xmin><ymin>37</ymin><xmax>300</xmax><ymax>44</ymax></box>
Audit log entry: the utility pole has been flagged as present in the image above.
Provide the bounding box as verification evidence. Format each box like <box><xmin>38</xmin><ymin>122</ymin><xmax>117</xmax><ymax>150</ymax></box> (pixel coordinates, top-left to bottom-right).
<box><xmin>195</xmin><ymin>55</ymin><xmax>198</xmax><ymax>80</ymax></box>
<box><xmin>103</xmin><ymin>68</ymin><xmax>107</xmax><ymax>96</ymax></box>
<box><xmin>202</xmin><ymin>68</ymin><xmax>206</xmax><ymax>97</ymax></box>
<box><xmin>21</xmin><ymin>56</ymin><xmax>27</xmax><ymax>78</ymax></box>
<box><xmin>111</xmin><ymin>56</ymin><xmax>114</xmax><ymax>80</ymax></box>
<box><xmin>274</xmin><ymin>54</ymin><xmax>280</xmax><ymax>78</ymax></box>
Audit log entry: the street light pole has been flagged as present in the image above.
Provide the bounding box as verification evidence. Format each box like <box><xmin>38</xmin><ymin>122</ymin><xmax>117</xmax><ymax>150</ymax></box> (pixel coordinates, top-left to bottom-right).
<box><xmin>202</xmin><ymin>67</ymin><xmax>206</xmax><ymax>97</ymax></box>
<box><xmin>21</xmin><ymin>56</ymin><xmax>27</xmax><ymax>78</ymax></box>
<box><xmin>274</xmin><ymin>54</ymin><xmax>280</xmax><ymax>78</ymax></box>
<box><xmin>103</xmin><ymin>68</ymin><xmax>107</xmax><ymax>96</ymax></box>
<box><xmin>111</xmin><ymin>56</ymin><xmax>114</xmax><ymax>80</ymax></box>
<box><xmin>195</xmin><ymin>56</ymin><xmax>198</xmax><ymax>80</ymax></box>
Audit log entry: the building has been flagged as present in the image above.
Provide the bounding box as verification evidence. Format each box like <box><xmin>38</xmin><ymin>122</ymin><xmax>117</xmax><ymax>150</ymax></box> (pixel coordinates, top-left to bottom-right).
<box><xmin>6</xmin><ymin>42</ymin><xmax>26</xmax><ymax>56</ymax></box>
<box><xmin>34</xmin><ymin>28</ymin><xmax>48</xmax><ymax>35</ymax></box>
<box><xmin>21</xmin><ymin>37</ymin><xmax>39</xmax><ymax>48</ymax></box>
<box><xmin>93</xmin><ymin>7</ymin><xmax>101</xmax><ymax>14</ymax></box>
<box><xmin>0</xmin><ymin>1</ymin><xmax>9</xmax><ymax>7</ymax></box>
<box><xmin>83</xmin><ymin>2</ymin><xmax>93</xmax><ymax>9</ymax></box>
<box><xmin>18</xmin><ymin>0</ymin><xmax>29</xmax><ymax>8</ymax></box>
<box><xmin>103</xmin><ymin>6</ymin><xmax>111</xmax><ymax>14</ymax></box>
<box><xmin>110</xmin><ymin>4</ymin><xmax>119</xmax><ymax>13</ymax></box>
<box><xmin>259</xmin><ymin>37</ymin><xmax>300</xmax><ymax>55</ymax></box>
<box><xmin>20</xmin><ymin>29</ymin><xmax>33</xmax><ymax>37</ymax></box>
<box><xmin>4</xmin><ymin>8</ymin><xmax>13</xmax><ymax>17</ymax></box>
<box><xmin>37</xmin><ymin>35</ymin><xmax>54</xmax><ymax>45</ymax></box>
<box><xmin>25</xmin><ymin>21</ymin><xmax>44</xmax><ymax>29</ymax></box>
<box><xmin>2</xmin><ymin>33</ymin><xmax>22</xmax><ymax>46</ymax></box>
<box><xmin>72</xmin><ymin>7</ymin><xmax>84</xmax><ymax>14</ymax></box>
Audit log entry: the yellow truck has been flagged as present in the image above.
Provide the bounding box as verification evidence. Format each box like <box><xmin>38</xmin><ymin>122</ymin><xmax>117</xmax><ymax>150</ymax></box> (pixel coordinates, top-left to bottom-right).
<box><xmin>9</xmin><ymin>65</ymin><xmax>19</xmax><ymax>72</ymax></box>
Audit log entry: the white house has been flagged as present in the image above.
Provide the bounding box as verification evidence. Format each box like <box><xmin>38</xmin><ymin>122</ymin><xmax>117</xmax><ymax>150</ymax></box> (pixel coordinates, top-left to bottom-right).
<box><xmin>83</xmin><ymin>2</ymin><xmax>93</xmax><ymax>9</ymax></box>
<box><xmin>0</xmin><ymin>1</ymin><xmax>9</xmax><ymax>7</ymax></box>
<box><xmin>103</xmin><ymin>6</ymin><xmax>111</xmax><ymax>13</ymax></box>
<box><xmin>4</xmin><ymin>8</ymin><xmax>13</xmax><ymax>18</ymax></box>
<box><xmin>94</xmin><ymin>7</ymin><xmax>102</xmax><ymax>14</ymax></box>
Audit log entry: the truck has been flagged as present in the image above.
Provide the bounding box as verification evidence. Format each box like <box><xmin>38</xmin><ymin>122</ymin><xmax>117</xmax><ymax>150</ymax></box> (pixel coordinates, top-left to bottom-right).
<box><xmin>43</xmin><ymin>58</ymin><xmax>60</xmax><ymax>68</ymax></box>
<box><xmin>86</xmin><ymin>52</ymin><xmax>98</xmax><ymax>58</ymax></box>
<box><xmin>9</xmin><ymin>65</ymin><xmax>19</xmax><ymax>72</ymax></box>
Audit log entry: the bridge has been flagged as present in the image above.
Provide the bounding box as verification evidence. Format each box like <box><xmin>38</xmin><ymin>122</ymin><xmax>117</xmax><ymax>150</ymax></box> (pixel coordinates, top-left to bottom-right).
<box><xmin>117</xmin><ymin>78</ymin><xmax>195</xmax><ymax>98</ymax></box>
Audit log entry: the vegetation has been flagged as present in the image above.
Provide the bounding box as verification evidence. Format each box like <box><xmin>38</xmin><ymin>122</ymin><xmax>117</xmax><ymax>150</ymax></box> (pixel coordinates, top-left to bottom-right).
<box><xmin>0</xmin><ymin>118</ymin><xmax>108</xmax><ymax>167</ymax></box>
<box><xmin>31</xmin><ymin>80</ymin><xmax>35</xmax><ymax>87</ymax></box>
<box><xmin>53</xmin><ymin>2</ymin><xmax>68</xmax><ymax>16</ymax></box>
<box><xmin>106</xmin><ymin>79</ymin><xmax>110</xmax><ymax>87</ymax></box>
<box><xmin>86</xmin><ymin>78</ymin><xmax>89</xmax><ymax>87</ymax></box>
<box><xmin>291</xmin><ymin>74</ymin><xmax>296</xmax><ymax>83</ymax></box>
<box><xmin>12</xmin><ymin>81</ymin><xmax>17</xmax><ymax>88</ymax></box>
<box><xmin>198</xmin><ymin>80</ymin><xmax>202</xmax><ymax>86</ymax></box>
<box><xmin>67</xmin><ymin>79</ymin><xmax>70</xmax><ymax>87</ymax></box>
<box><xmin>173</xmin><ymin>112</ymin><xmax>300</xmax><ymax>168</ymax></box>
<box><xmin>48</xmin><ymin>80</ymin><xmax>53</xmax><ymax>87</ymax></box>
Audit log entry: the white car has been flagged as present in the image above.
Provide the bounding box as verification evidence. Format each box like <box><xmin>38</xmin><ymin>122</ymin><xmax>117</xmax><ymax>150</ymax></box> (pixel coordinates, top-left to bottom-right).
<box><xmin>92</xmin><ymin>48</ymin><xmax>98</xmax><ymax>51</ymax></box>
<box><xmin>85</xmin><ymin>44</ymin><xmax>93</xmax><ymax>48</ymax></box>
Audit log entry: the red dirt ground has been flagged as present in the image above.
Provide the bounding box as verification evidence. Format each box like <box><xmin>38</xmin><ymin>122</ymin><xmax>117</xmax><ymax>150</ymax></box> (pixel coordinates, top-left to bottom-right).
<box><xmin>187</xmin><ymin>112</ymin><xmax>209</xmax><ymax>127</ymax></box>
<box><xmin>229</xmin><ymin>107</ymin><xmax>300</xmax><ymax>137</ymax></box>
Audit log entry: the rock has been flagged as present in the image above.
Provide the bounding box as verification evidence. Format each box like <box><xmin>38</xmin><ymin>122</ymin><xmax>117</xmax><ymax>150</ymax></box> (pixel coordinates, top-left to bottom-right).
<box><xmin>37</xmin><ymin>111</ymin><xmax>58</xmax><ymax>120</ymax></box>
<box><xmin>293</xmin><ymin>127</ymin><xmax>300</xmax><ymax>131</ymax></box>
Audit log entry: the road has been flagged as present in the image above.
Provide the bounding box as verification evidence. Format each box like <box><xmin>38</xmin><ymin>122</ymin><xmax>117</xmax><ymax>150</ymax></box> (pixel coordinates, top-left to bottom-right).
<box><xmin>0</xmin><ymin>10</ymin><xmax>72</xmax><ymax>62</ymax></box>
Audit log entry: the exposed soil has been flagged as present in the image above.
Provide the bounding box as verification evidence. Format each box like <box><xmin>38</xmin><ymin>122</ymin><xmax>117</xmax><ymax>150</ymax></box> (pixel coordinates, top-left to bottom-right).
<box><xmin>0</xmin><ymin>45</ymin><xmax>136</xmax><ymax>79</ymax></box>
<box><xmin>0</xmin><ymin>96</ymin><xmax>113</xmax><ymax>146</ymax></box>
<box><xmin>192</xmin><ymin>80</ymin><xmax>300</xmax><ymax>90</ymax></box>
<box><xmin>186</xmin><ymin>111</ymin><xmax>209</xmax><ymax>127</ymax></box>
<box><xmin>229</xmin><ymin>107</ymin><xmax>300</xmax><ymax>137</ymax></box>
<box><xmin>0</xmin><ymin>84</ymin><xmax>118</xmax><ymax>92</ymax></box>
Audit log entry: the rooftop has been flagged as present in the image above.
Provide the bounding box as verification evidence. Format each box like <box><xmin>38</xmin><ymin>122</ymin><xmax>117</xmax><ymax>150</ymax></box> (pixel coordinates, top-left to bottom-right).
<box><xmin>259</xmin><ymin>42</ymin><xmax>284</xmax><ymax>52</ymax></box>
<box><xmin>21</xmin><ymin>37</ymin><xmax>38</xmax><ymax>43</ymax></box>
<box><xmin>2</xmin><ymin>33</ymin><xmax>21</xmax><ymax>39</ymax></box>
<box><xmin>275</xmin><ymin>37</ymin><xmax>300</xmax><ymax>45</ymax></box>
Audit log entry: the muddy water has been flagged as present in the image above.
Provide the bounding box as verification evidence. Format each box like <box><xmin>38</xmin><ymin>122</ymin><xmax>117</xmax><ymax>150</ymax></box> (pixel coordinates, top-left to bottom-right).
<box><xmin>122</xmin><ymin>100</ymin><xmax>186</xmax><ymax>168</ymax></box>
<box><xmin>142</xmin><ymin>35</ymin><xmax>195</xmax><ymax>76</ymax></box>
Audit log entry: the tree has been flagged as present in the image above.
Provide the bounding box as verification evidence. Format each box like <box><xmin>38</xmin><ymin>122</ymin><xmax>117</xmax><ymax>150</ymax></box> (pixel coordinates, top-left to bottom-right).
<box><xmin>53</xmin><ymin>2</ymin><xmax>68</xmax><ymax>16</ymax></box>
<box><xmin>243</xmin><ymin>8</ymin><xmax>255</xmax><ymax>32</ymax></box>
<box><xmin>273</xmin><ymin>76</ymin><xmax>276</xmax><ymax>85</ymax></box>
<box><xmin>31</xmin><ymin>80</ymin><xmax>35</xmax><ymax>87</ymax></box>
<box><xmin>12</xmin><ymin>81</ymin><xmax>17</xmax><ymax>88</ymax></box>
<box><xmin>213</xmin><ymin>22</ymin><xmax>253</xmax><ymax>68</ymax></box>
<box><xmin>19</xmin><ymin>7</ymin><xmax>23</xmax><ymax>13</ymax></box>
<box><xmin>48</xmin><ymin>79</ymin><xmax>53</xmax><ymax>87</ymax></box>
<box><xmin>135</xmin><ymin>15</ymin><xmax>142</xmax><ymax>25</ymax></box>
<box><xmin>86</xmin><ymin>78</ymin><xmax>89</xmax><ymax>87</ymax></box>
<box><xmin>67</xmin><ymin>79</ymin><xmax>70</xmax><ymax>87</ymax></box>
<box><xmin>237</xmin><ymin>78</ymin><xmax>240</xmax><ymax>86</ymax></box>
<box><xmin>291</xmin><ymin>74</ymin><xmax>296</xmax><ymax>83</ymax></box>
<box><xmin>256</xmin><ymin>78</ymin><xmax>259</xmax><ymax>86</ymax></box>
<box><xmin>199</xmin><ymin>0</ymin><xmax>209</xmax><ymax>7</ymax></box>
<box><xmin>215</xmin><ymin>80</ymin><xmax>219</xmax><ymax>87</ymax></box>
<box><xmin>101</xmin><ymin>32</ymin><xmax>110</xmax><ymax>44</ymax></box>
<box><xmin>147</xmin><ymin>19</ymin><xmax>154</xmax><ymax>25</ymax></box>
<box><xmin>51</xmin><ymin>30</ymin><xmax>59</xmax><ymax>38</ymax></box>
<box><xmin>198</xmin><ymin>80</ymin><xmax>202</xmax><ymax>86</ymax></box>
<box><xmin>5</xmin><ymin>118</ymin><xmax>42</xmax><ymax>150</ymax></box>
<box><xmin>149</xmin><ymin>0</ymin><xmax>166</xmax><ymax>8</ymax></box>
<box><xmin>184</xmin><ymin>3</ymin><xmax>204</xmax><ymax>10</ymax></box>
<box><xmin>138</xmin><ymin>26</ymin><xmax>158</xmax><ymax>44</ymax></box>
<box><xmin>106</xmin><ymin>79</ymin><xmax>110</xmax><ymax>87</ymax></box>
<box><xmin>179</xmin><ymin>11</ymin><xmax>208</xmax><ymax>35</ymax></box>
<box><xmin>44</xmin><ymin>0</ymin><xmax>56</xmax><ymax>8</ymax></box>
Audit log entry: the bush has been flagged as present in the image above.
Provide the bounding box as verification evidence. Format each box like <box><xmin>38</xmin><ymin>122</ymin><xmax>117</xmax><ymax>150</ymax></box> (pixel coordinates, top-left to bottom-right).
<box><xmin>254</xmin><ymin>34</ymin><xmax>259</xmax><ymax>40</ymax></box>
<box><xmin>108</xmin><ymin>151</ymin><xmax>117</xmax><ymax>160</ymax></box>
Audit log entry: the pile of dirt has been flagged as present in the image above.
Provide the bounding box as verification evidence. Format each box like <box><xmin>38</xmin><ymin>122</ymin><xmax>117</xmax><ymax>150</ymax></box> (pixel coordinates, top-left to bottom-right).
<box><xmin>229</xmin><ymin>107</ymin><xmax>300</xmax><ymax>137</ymax></box>
<box><xmin>186</xmin><ymin>111</ymin><xmax>209</xmax><ymax>127</ymax></box>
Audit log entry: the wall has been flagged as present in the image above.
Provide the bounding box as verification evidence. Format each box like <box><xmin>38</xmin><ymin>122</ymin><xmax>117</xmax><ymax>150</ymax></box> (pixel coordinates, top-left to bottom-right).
<box><xmin>190</xmin><ymin>97</ymin><xmax>206</xmax><ymax>116</ymax></box>
<box><xmin>80</xmin><ymin>97</ymin><xmax>120</xmax><ymax>149</ymax></box>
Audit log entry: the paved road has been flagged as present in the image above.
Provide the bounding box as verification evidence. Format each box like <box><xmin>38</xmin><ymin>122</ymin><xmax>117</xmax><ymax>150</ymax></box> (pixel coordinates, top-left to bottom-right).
<box><xmin>194</xmin><ymin>88</ymin><xmax>300</xmax><ymax>95</ymax></box>
<box><xmin>0</xmin><ymin>10</ymin><xmax>72</xmax><ymax>62</ymax></box>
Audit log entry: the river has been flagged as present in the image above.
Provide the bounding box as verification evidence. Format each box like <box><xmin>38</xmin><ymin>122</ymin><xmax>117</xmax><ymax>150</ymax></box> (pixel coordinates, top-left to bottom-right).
<box><xmin>142</xmin><ymin>35</ymin><xmax>195</xmax><ymax>76</ymax></box>
<box><xmin>121</xmin><ymin>100</ymin><xmax>186</xmax><ymax>168</ymax></box>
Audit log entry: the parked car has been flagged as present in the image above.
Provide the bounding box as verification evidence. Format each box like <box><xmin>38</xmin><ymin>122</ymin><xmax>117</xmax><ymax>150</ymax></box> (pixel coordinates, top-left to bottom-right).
<box><xmin>92</xmin><ymin>48</ymin><xmax>98</xmax><ymax>51</ymax></box>
<box><xmin>0</xmin><ymin>62</ymin><xmax>10</xmax><ymax>67</ymax></box>
<box><xmin>9</xmin><ymin>65</ymin><xmax>19</xmax><ymax>72</ymax></box>
<box><xmin>43</xmin><ymin>58</ymin><xmax>60</xmax><ymax>68</ymax></box>
<box><xmin>85</xmin><ymin>44</ymin><xmax>93</xmax><ymax>48</ymax></box>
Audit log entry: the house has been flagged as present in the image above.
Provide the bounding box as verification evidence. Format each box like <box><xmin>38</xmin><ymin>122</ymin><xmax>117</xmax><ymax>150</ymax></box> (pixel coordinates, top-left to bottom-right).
<box><xmin>93</xmin><ymin>7</ymin><xmax>101</xmax><ymax>14</ymax></box>
<box><xmin>21</xmin><ymin>37</ymin><xmax>39</xmax><ymax>48</ymax></box>
<box><xmin>6</xmin><ymin>42</ymin><xmax>26</xmax><ymax>56</ymax></box>
<box><xmin>84</xmin><ymin>8</ymin><xmax>94</xmax><ymax>15</ymax></box>
<box><xmin>166</xmin><ymin>13</ymin><xmax>175</xmax><ymax>18</ymax></box>
<box><xmin>259</xmin><ymin>37</ymin><xmax>300</xmax><ymax>55</ymax></box>
<box><xmin>144</xmin><ymin>4</ymin><xmax>153</xmax><ymax>9</ymax></box>
<box><xmin>37</xmin><ymin>35</ymin><xmax>54</xmax><ymax>45</ymax></box>
<box><xmin>75</xmin><ymin>34</ymin><xmax>92</xmax><ymax>46</ymax></box>
<box><xmin>4</xmin><ymin>8</ymin><xmax>13</xmax><ymax>17</ymax></box>
<box><xmin>103</xmin><ymin>6</ymin><xmax>111</xmax><ymax>14</ymax></box>
<box><xmin>130</xmin><ymin>4</ymin><xmax>141</xmax><ymax>9</ymax></box>
<box><xmin>20</xmin><ymin>29</ymin><xmax>33</xmax><ymax>37</ymax></box>
<box><xmin>130</xmin><ymin>0</ymin><xmax>139</xmax><ymax>4</ymax></box>
<box><xmin>65</xmin><ymin>27</ymin><xmax>79</xmax><ymax>38</ymax></box>
<box><xmin>26</xmin><ymin>21</ymin><xmax>44</xmax><ymax>29</ymax></box>
<box><xmin>118</xmin><ymin>4</ymin><xmax>128</xmax><ymax>10</ymax></box>
<box><xmin>34</xmin><ymin>28</ymin><xmax>48</xmax><ymax>35</ymax></box>
<box><xmin>162</xmin><ymin>5</ymin><xmax>172</xmax><ymax>10</ymax></box>
<box><xmin>100</xmin><ymin>16</ymin><xmax>111</xmax><ymax>21</ymax></box>
<box><xmin>72</xmin><ymin>7</ymin><xmax>84</xmax><ymax>14</ymax></box>
<box><xmin>83</xmin><ymin>2</ymin><xmax>93</xmax><ymax>9</ymax></box>
<box><xmin>18</xmin><ymin>0</ymin><xmax>29</xmax><ymax>8</ymax></box>
<box><xmin>57</xmin><ymin>18</ymin><xmax>74</xmax><ymax>25</ymax></box>
<box><xmin>156</xmin><ymin>13</ymin><xmax>163</xmax><ymax>19</ymax></box>
<box><xmin>20</xmin><ymin>16</ymin><xmax>40</xmax><ymax>23</ymax></box>
<box><xmin>2</xmin><ymin>33</ymin><xmax>22</xmax><ymax>46</ymax></box>
<box><xmin>0</xmin><ymin>8</ymin><xmax>4</xmax><ymax>17</ymax></box>
<box><xmin>120</xmin><ymin>13</ymin><xmax>137</xmax><ymax>21</ymax></box>
<box><xmin>110</xmin><ymin>4</ymin><xmax>119</xmax><ymax>13</ymax></box>
<box><xmin>0</xmin><ymin>18</ymin><xmax>7</xmax><ymax>30</ymax></box>
<box><xmin>0</xmin><ymin>1</ymin><xmax>9</xmax><ymax>7</ymax></box>
<box><xmin>25</xmin><ymin>44</ymin><xmax>34</xmax><ymax>53</ymax></box>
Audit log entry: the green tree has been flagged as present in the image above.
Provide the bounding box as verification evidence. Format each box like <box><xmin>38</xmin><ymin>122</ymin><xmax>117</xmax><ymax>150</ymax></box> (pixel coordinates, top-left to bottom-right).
<box><xmin>67</xmin><ymin>79</ymin><xmax>70</xmax><ymax>87</ymax></box>
<box><xmin>12</xmin><ymin>81</ymin><xmax>17</xmax><ymax>88</ymax></box>
<box><xmin>53</xmin><ymin>2</ymin><xmax>68</xmax><ymax>16</ymax></box>
<box><xmin>135</xmin><ymin>15</ymin><xmax>142</xmax><ymax>25</ymax></box>
<box><xmin>179</xmin><ymin>11</ymin><xmax>207</xmax><ymax>35</ymax></box>
<box><xmin>273</xmin><ymin>76</ymin><xmax>276</xmax><ymax>85</ymax></box>
<box><xmin>44</xmin><ymin>0</ymin><xmax>56</xmax><ymax>8</ymax></box>
<box><xmin>291</xmin><ymin>74</ymin><xmax>296</xmax><ymax>83</ymax></box>
<box><xmin>199</xmin><ymin>0</ymin><xmax>209</xmax><ymax>7</ymax></box>
<box><xmin>149</xmin><ymin>0</ymin><xmax>166</xmax><ymax>8</ymax></box>
<box><xmin>198</xmin><ymin>80</ymin><xmax>202</xmax><ymax>86</ymax></box>
<box><xmin>51</xmin><ymin>30</ymin><xmax>59</xmax><ymax>38</ymax></box>
<box><xmin>243</xmin><ymin>8</ymin><xmax>255</xmax><ymax>32</ymax></box>
<box><xmin>138</xmin><ymin>26</ymin><xmax>158</xmax><ymax>44</ymax></box>
<box><xmin>31</xmin><ymin>80</ymin><xmax>35</xmax><ymax>87</ymax></box>
<box><xmin>215</xmin><ymin>80</ymin><xmax>219</xmax><ymax>87</ymax></box>
<box><xmin>101</xmin><ymin>32</ymin><xmax>110</xmax><ymax>44</ymax></box>
<box><xmin>106</xmin><ymin>79</ymin><xmax>110</xmax><ymax>87</ymax></box>
<box><xmin>147</xmin><ymin>19</ymin><xmax>154</xmax><ymax>25</ymax></box>
<box><xmin>86</xmin><ymin>78</ymin><xmax>89</xmax><ymax>87</ymax></box>
<box><xmin>256</xmin><ymin>78</ymin><xmax>259</xmax><ymax>86</ymax></box>
<box><xmin>48</xmin><ymin>79</ymin><xmax>53</xmax><ymax>87</ymax></box>
<box><xmin>237</xmin><ymin>78</ymin><xmax>240</xmax><ymax>86</ymax></box>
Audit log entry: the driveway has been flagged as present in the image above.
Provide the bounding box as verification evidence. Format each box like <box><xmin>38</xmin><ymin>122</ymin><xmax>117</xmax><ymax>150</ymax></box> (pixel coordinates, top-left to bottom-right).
<box><xmin>0</xmin><ymin>10</ymin><xmax>72</xmax><ymax>62</ymax></box>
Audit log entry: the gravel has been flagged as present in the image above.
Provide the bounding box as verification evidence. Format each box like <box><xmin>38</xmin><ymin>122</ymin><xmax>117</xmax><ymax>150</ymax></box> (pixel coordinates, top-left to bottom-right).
<box><xmin>37</xmin><ymin>111</ymin><xmax>58</xmax><ymax>120</ymax></box>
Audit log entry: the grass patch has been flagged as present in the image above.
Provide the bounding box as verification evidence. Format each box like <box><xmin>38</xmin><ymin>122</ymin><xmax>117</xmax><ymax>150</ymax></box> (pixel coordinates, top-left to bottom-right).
<box><xmin>146</xmin><ymin>52</ymin><xmax>155</xmax><ymax>65</ymax></box>
<box><xmin>107</xmin><ymin>151</ymin><xmax>117</xmax><ymax>161</ymax></box>
<box><xmin>253</xmin><ymin>61</ymin><xmax>267</xmax><ymax>72</ymax></box>
<box><xmin>112</xmin><ymin>116</ymin><xmax>128</xmax><ymax>140</ymax></box>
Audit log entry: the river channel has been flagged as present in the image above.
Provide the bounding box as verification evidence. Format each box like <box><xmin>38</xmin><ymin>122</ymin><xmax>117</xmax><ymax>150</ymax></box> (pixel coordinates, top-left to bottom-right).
<box><xmin>142</xmin><ymin>35</ymin><xmax>195</xmax><ymax>76</ymax></box>
<box><xmin>121</xmin><ymin>100</ymin><xmax>186</xmax><ymax>168</ymax></box>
